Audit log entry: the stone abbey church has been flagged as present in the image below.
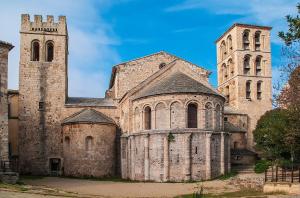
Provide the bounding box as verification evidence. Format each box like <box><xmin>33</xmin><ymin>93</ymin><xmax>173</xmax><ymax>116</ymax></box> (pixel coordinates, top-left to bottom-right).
<box><xmin>0</xmin><ymin>14</ymin><xmax>272</xmax><ymax>182</ymax></box>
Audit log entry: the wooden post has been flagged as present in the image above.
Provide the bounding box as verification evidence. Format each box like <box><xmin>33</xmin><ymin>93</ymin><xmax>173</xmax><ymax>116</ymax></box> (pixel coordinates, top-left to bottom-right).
<box><xmin>291</xmin><ymin>167</ymin><xmax>294</xmax><ymax>183</ymax></box>
<box><xmin>275</xmin><ymin>166</ymin><xmax>278</xmax><ymax>182</ymax></box>
<box><xmin>265</xmin><ymin>169</ymin><xmax>267</xmax><ymax>182</ymax></box>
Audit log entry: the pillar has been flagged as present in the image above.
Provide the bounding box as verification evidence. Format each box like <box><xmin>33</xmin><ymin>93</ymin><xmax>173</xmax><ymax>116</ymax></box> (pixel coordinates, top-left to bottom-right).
<box><xmin>220</xmin><ymin>132</ymin><xmax>225</xmax><ymax>175</ymax></box>
<box><xmin>130</xmin><ymin>136</ymin><xmax>135</xmax><ymax>180</ymax></box>
<box><xmin>227</xmin><ymin>133</ymin><xmax>231</xmax><ymax>172</ymax></box>
<box><xmin>144</xmin><ymin>134</ymin><xmax>150</xmax><ymax>180</ymax></box>
<box><xmin>205</xmin><ymin>133</ymin><xmax>212</xmax><ymax>179</ymax></box>
<box><xmin>163</xmin><ymin>135</ymin><xmax>169</xmax><ymax>181</ymax></box>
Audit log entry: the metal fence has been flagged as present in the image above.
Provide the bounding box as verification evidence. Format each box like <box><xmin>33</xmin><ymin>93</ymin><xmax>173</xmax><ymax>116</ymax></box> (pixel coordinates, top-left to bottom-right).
<box><xmin>265</xmin><ymin>166</ymin><xmax>300</xmax><ymax>183</ymax></box>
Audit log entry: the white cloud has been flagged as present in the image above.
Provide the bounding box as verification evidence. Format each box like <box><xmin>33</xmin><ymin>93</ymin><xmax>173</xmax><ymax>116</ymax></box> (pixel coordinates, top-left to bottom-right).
<box><xmin>0</xmin><ymin>0</ymin><xmax>121</xmax><ymax>97</ymax></box>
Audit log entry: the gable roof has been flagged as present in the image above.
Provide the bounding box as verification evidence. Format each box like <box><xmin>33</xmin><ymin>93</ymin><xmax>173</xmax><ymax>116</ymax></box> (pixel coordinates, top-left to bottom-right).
<box><xmin>66</xmin><ymin>97</ymin><xmax>116</xmax><ymax>108</ymax></box>
<box><xmin>62</xmin><ymin>109</ymin><xmax>115</xmax><ymax>125</ymax></box>
<box><xmin>134</xmin><ymin>72</ymin><xmax>223</xmax><ymax>100</ymax></box>
<box><xmin>109</xmin><ymin>51</ymin><xmax>209</xmax><ymax>89</ymax></box>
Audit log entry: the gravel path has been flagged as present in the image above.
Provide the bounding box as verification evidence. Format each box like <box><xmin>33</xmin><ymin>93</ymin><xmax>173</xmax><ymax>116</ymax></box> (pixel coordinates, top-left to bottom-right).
<box><xmin>24</xmin><ymin>177</ymin><xmax>236</xmax><ymax>198</ymax></box>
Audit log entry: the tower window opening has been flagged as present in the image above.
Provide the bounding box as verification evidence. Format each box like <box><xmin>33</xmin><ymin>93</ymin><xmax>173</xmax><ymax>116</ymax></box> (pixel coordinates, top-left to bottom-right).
<box><xmin>144</xmin><ymin>106</ymin><xmax>151</xmax><ymax>130</ymax></box>
<box><xmin>255</xmin><ymin>31</ymin><xmax>261</xmax><ymax>51</ymax></box>
<box><xmin>31</xmin><ymin>40</ymin><xmax>40</xmax><ymax>61</ymax></box>
<box><xmin>255</xmin><ymin>56</ymin><xmax>262</xmax><ymax>76</ymax></box>
<box><xmin>243</xmin><ymin>30</ymin><xmax>250</xmax><ymax>50</ymax></box>
<box><xmin>244</xmin><ymin>55</ymin><xmax>251</xmax><ymax>75</ymax></box>
<box><xmin>246</xmin><ymin>81</ymin><xmax>251</xmax><ymax>100</ymax></box>
<box><xmin>187</xmin><ymin>103</ymin><xmax>198</xmax><ymax>128</ymax></box>
<box><xmin>46</xmin><ymin>41</ymin><xmax>54</xmax><ymax>62</ymax></box>
<box><xmin>257</xmin><ymin>81</ymin><xmax>262</xmax><ymax>100</ymax></box>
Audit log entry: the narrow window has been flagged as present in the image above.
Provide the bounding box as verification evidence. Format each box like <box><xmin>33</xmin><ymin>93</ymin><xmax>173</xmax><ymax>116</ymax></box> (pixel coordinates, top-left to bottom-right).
<box><xmin>243</xmin><ymin>30</ymin><xmax>250</xmax><ymax>50</ymax></box>
<box><xmin>8</xmin><ymin>103</ymin><xmax>11</xmax><ymax>118</ymax></box>
<box><xmin>205</xmin><ymin>103</ymin><xmax>213</xmax><ymax>129</ymax></box>
<box><xmin>31</xmin><ymin>40</ymin><xmax>40</xmax><ymax>61</ymax></box>
<box><xmin>46</xmin><ymin>41</ymin><xmax>54</xmax><ymax>62</ymax></box>
<box><xmin>257</xmin><ymin>81</ymin><xmax>262</xmax><ymax>100</ymax></box>
<box><xmin>220</xmin><ymin>41</ymin><xmax>226</xmax><ymax>60</ymax></box>
<box><xmin>254</xmin><ymin>31</ymin><xmax>261</xmax><ymax>51</ymax></box>
<box><xmin>228</xmin><ymin>59</ymin><xmax>234</xmax><ymax>77</ymax></box>
<box><xmin>39</xmin><ymin>101</ymin><xmax>45</xmax><ymax>111</ymax></box>
<box><xmin>255</xmin><ymin>56</ymin><xmax>262</xmax><ymax>76</ymax></box>
<box><xmin>187</xmin><ymin>103</ymin><xmax>198</xmax><ymax>128</ymax></box>
<box><xmin>225</xmin><ymin>85</ymin><xmax>230</xmax><ymax>103</ymax></box>
<box><xmin>85</xmin><ymin>136</ymin><xmax>93</xmax><ymax>151</ymax></box>
<box><xmin>227</xmin><ymin>35</ymin><xmax>233</xmax><ymax>52</ymax></box>
<box><xmin>144</xmin><ymin>106</ymin><xmax>151</xmax><ymax>130</ymax></box>
<box><xmin>215</xmin><ymin>105</ymin><xmax>221</xmax><ymax>130</ymax></box>
<box><xmin>222</xmin><ymin>63</ymin><xmax>227</xmax><ymax>81</ymax></box>
<box><xmin>195</xmin><ymin>146</ymin><xmax>198</xmax><ymax>154</ymax></box>
<box><xmin>243</xmin><ymin>55</ymin><xmax>251</xmax><ymax>75</ymax></box>
<box><xmin>246</xmin><ymin>81</ymin><xmax>251</xmax><ymax>99</ymax></box>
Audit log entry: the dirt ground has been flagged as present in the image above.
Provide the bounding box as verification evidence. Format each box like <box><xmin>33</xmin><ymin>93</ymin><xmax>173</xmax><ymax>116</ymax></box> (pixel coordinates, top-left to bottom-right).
<box><xmin>23</xmin><ymin>177</ymin><xmax>236</xmax><ymax>198</ymax></box>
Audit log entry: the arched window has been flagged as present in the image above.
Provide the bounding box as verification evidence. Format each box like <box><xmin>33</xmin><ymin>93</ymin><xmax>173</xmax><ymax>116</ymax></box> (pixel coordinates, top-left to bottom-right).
<box><xmin>243</xmin><ymin>55</ymin><xmax>251</xmax><ymax>75</ymax></box>
<box><xmin>187</xmin><ymin>103</ymin><xmax>197</xmax><ymax>128</ymax></box>
<box><xmin>246</xmin><ymin>81</ymin><xmax>251</xmax><ymax>99</ymax></box>
<box><xmin>243</xmin><ymin>30</ymin><xmax>250</xmax><ymax>50</ymax></box>
<box><xmin>255</xmin><ymin>56</ymin><xmax>262</xmax><ymax>76</ymax></box>
<box><xmin>220</xmin><ymin>41</ymin><xmax>226</xmax><ymax>60</ymax></box>
<box><xmin>144</xmin><ymin>106</ymin><xmax>151</xmax><ymax>130</ymax></box>
<box><xmin>222</xmin><ymin>63</ymin><xmax>227</xmax><ymax>81</ymax></box>
<box><xmin>215</xmin><ymin>105</ymin><xmax>221</xmax><ymax>130</ymax></box>
<box><xmin>46</xmin><ymin>41</ymin><xmax>54</xmax><ymax>62</ymax></box>
<box><xmin>257</xmin><ymin>81</ymin><xmax>262</xmax><ymax>100</ymax></box>
<box><xmin>254</xmin><ymin>31</ymin><xmax>261</xmax><ymax>51</ymax></box>
<box><xmin>85</xmin><ymin>136</ymin><xmax>93</xmax><ymax>151</ymax></box>
<box><xmin>227</xmin><ymin>35</ymin><xmax>232</xmax><ymax>52</ymax></box>
<box><xmin>64</xmin><ymin>136</ymin><xmax>70</xmax><ymax>149</ymax></box>
<box><xmin>31</xmin><ymin>40</ymin><xmax>40</xmax><ymax>61</ymax></box>
<box><xmin>225</xmin><ymin>85</ymin><xmax>230</xmax><ymax>103</ymax></box>
<box><xmin>228</xmin><ymin>59</ymin><xmax>234</xmax><ymax>77</ymax></box>
<box><xmin>205</xmin><ymin>103</ymin><xmax>213</xmax><ymax>129</ymax></box>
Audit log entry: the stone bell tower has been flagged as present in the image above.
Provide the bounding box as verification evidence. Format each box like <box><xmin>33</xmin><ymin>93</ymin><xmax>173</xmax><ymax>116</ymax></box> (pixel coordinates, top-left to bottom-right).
<box><xmin>18</xmin><ymin>14</ymin><xmax>68</xmax><ymax>174</ymax></box>
<box><xmin>216</xmin><ymin>24</ymin><xmax>272</xmax><ymax>149</ymax></box>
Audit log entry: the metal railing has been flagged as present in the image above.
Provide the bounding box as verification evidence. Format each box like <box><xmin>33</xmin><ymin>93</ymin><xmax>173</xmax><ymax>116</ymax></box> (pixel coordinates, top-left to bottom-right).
<box><xmin>265</xmin><ymin>166</ymin><xmax>300</xmax><ymax>183</ymax></box>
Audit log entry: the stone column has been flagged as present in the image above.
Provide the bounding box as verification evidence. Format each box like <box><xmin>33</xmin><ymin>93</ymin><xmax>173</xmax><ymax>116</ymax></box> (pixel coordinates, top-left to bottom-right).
<box><xmin>163</xmin><ymin>135</ymin><xmax>169</xmax><ymax>182</ymax></box>
<box><xmin>184</xmin><ymin>133</ymin><xmax>192</xmax><ymax>181</ymax></box>
<box><xmin>205</xmin><ymin>133</ymin><xmax>212</xmax><ymax>180</ymax></box>
<box><xmin>220</xmin><ymin>132</ymin><xmax>225</xmax><ymax>175</ymax></box>
<box><xmin>144</xmin><ymin>134</ymin><xmax>150</xmax><ymax>180</ymax></box>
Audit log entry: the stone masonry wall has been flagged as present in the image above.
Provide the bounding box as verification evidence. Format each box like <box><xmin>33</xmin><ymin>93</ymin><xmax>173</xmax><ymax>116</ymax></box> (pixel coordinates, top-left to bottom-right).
<box><xmin>62</xmin><ymin>123</ymin><xmax>116</xmax><ymax>177</ymax></box>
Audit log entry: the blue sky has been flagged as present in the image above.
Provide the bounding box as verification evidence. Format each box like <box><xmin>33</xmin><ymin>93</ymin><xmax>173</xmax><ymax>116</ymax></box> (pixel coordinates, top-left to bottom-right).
<box><xmin>0</xmin><ymin>0</ymin><xmax>298</xmax><ymax>97</ymax></box>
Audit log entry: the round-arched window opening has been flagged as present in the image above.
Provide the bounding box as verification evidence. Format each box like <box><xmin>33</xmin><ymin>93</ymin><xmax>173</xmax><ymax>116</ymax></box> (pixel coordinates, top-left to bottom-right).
<box><xmin>159</xmin><ymin>62</ymin><xmax>166</xmax><ymax>69</ymax></box>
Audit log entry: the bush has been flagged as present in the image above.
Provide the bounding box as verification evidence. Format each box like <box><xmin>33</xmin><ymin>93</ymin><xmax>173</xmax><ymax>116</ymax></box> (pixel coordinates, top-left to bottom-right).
<box><xmin>254</xmin><ymin>160</ymin><xmax>271</xmax><ymax>173</ymax></box>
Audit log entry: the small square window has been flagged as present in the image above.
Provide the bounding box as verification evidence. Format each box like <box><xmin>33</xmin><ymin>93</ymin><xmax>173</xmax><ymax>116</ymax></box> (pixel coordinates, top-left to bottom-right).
<box><xmin>224</xmin><ymin>117</ymin><xmax>228</xmax><ymax>122</ymax></box>
<box><xmin>39</xmin><ymin>102</ymin><xmax>45</xmax><ymax>111</ymax></box>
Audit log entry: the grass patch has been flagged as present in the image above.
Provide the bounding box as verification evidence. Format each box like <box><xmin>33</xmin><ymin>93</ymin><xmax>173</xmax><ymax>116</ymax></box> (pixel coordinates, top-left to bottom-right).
<box><xmin>215</xmin><ymin>171</ymin><xmax>237</xmax><ymax>180</ymax></box>
<box><xmin>0</xmin><ymin>182</ymin><xmax>28</xmax><ymax>192</ymax></box>
<box><xmin>176</xmin><ymin>188</ymin><xmax>287</xmax><ymax>198</ymax></box>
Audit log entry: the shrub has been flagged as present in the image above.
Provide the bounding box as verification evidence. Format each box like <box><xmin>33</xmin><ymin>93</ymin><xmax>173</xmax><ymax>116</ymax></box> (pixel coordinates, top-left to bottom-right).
<box><xmin>254</xmin><ymin>160</ymin><xmax>271</xmax><ymax>173</ymax></box>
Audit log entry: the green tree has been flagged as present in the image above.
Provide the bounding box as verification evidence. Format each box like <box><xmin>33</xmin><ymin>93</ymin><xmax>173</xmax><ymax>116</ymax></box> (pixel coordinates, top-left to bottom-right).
<box><xmin>253</xmin><ymin>109</ymin><xmax>289</xmax><ymax>163</ymax></box>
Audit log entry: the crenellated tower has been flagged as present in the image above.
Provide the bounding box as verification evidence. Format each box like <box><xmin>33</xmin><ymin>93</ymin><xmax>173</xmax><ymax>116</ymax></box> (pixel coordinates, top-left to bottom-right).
<box><xmin>216</xmin><ymin>24</ymin><xmax>272</xmax><ymax>149</ymax></box>
<box><xmin>18</xmin><ymin>14</ymin><xmax>68</xmax><ymax>174</ymax></box>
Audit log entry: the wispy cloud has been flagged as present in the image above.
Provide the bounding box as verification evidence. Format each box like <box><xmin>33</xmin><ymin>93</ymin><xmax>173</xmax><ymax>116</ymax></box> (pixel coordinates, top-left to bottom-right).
<box><xmin>165</xmin><ymin>0</ymin><xmax>298</xmax><ymax>43</ymax></box>
<box><xmin>0</xmin><ymin>0</ymin><xmax>122</xmax><ymax>97</ymax></box>
<box><xmin>172</xmin><ymin>27</ymin><xmax>198</xmax><ymax>34</ymax></box>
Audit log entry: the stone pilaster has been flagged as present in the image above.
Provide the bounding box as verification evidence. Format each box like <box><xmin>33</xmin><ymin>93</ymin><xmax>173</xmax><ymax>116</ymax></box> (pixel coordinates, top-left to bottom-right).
<box><xmin>227</xmin><ymin>133</ymin><xmax>231</xmax><ymax>172</ymax></box>
<box><xmin>163</xmin><ymin>135</ymin><xmax>169</xmax><ymax>181</ymax></box>
<box><xmin>220</xmin><ymin>132</ymin><xmax>225</xmax><ymax>174</ymax></box>
<box><xmin>130</xmin><ymin>136</ymin><xmax>136</xmax><ymax>180</ymax></box>
<box><xmin>184</xmin><ymin>133</ymin><xmax>192</xmax><ymax>181</ymax></box>
<box><xmin>144</xmin><ymin>134</ymin><xmax>150</xmax><ymax>180</ymax></box>
<box><xmin>205</xmin><ymin>133</ymin><xmax>212</xmax><ymax>180</ymax></box>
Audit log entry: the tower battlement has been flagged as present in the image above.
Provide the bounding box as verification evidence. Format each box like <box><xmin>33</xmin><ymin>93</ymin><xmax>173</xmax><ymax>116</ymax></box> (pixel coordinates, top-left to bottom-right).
<box><xmin>21</xmin><ymin>14</ymin><xmax>67</xmax><ymax>35</ymax></box>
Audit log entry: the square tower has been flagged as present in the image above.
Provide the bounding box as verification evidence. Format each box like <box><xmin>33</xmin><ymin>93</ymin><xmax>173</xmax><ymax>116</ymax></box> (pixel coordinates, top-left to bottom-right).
<box><xmin>216</xmin><ymin>24</ymin><xmax>272</xmax><ymax>149</ymax></box>
<box><xmin>18</xmin><ymin>14</ymin><xmax>68</xmax><ymax>174</ymax></box>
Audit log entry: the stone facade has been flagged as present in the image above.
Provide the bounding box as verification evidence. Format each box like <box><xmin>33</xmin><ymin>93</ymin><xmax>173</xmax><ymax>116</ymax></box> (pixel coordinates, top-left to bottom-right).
<box><xmin>4</xmin><ymin>15</ymin><xmax>273</xmax><ymax>180</ymax></box>
<box><xmin>0</xmin><ymin>41</ymin><xmax>14</xmax><ymax>163</ymax></box>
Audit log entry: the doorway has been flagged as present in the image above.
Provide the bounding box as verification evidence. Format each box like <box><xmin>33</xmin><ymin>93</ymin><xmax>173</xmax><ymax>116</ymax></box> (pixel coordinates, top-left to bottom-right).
<box><xmin>49</xmin><ymin>158</ymin><xmax>61</xmax><ymax>176</ymax></box>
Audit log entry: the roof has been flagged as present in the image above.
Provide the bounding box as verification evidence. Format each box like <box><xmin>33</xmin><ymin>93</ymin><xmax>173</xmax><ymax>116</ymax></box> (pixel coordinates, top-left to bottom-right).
<box><xmin>62</xmin><ymin>109</ymin><xmax>116</xmax><ymax>125</ymax></box>
<box><xmin>215</xmin><ymin>23</ymin><xmax>272</xmax><ymax>43</ymax></box>
<box><xmin>0</xmin><ymin>40</ymin><xmax>14</xmax><ymax>50</ymax></box>
<box><xmin>224</xmin><ymin>106</ymin><xmax>247</xmax><ymax>115</ymax></box>
<box><xmin>109</xmin><ymin>51</ymin><xmax>209</xmax><ymax>89</ymax></box>
<box><xmin>66</xmin><ymin>97</ymin><xmax>116</xmax><ymax>107</ymax></box>
<box><xmin>7</xmin><ymin>89</ymin><xmax>19</xmax><ymax>94</ymax></box>
<box><xmin>134</xmin><ymin>72</ymin><xmax>223</xmax><ymax>100</ymax></box>
<box><xmin>231</xmin><ymin>149</ymin><xmax>257</xmax><ymax>156</ymax></box>
<box><xmin>224</xmin><ymin>121</ymin><xmax>247</xmax><ymax>133</ymax></box>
